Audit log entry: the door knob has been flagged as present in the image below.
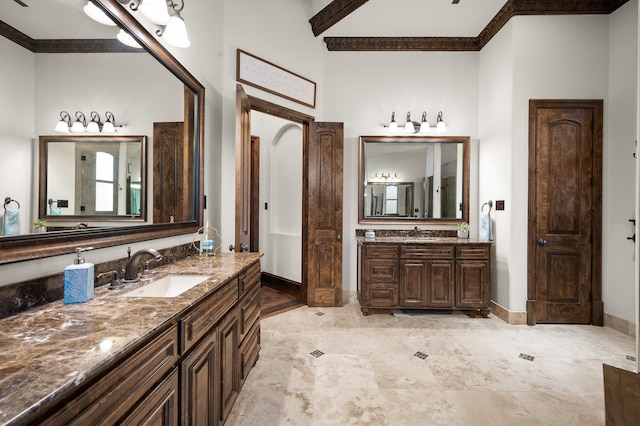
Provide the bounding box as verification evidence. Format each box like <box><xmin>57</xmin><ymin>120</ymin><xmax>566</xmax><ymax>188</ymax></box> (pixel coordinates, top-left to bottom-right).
<box><xmin>538</xmin><ymin>238</ymin><xmax>548</xmax><ymax>247</ymax></box>
<box><xmin>337</xmin><ymin>234</ymin><xmax>342</xmax><ymax>242</ymax></box>
<box><xmin>229</xmin><ymin>244</ymin><xmax>235</xmax><ymax>251</ymax></box>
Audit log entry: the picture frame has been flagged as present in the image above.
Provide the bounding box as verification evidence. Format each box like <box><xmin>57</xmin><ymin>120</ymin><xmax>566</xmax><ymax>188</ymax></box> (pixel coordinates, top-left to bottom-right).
<box><xmin>236</xmin><ymin>49</ymin><xmax>316</xmax><ymax>109</ymax></box>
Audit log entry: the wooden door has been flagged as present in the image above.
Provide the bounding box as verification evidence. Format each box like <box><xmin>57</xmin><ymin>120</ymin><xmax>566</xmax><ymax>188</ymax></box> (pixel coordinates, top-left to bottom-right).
<box><xmin>527</xmin><ymin>99</ymin><xmax>603</xmax><ymax>325</ymax></box>
<box><xmin>399</xmin><ymin>260</ymin><xmax>429</xmax><ymax>307</ymax></box>
<box><xmin>235</xmin><ymin>85</ymin><xmax>252</xmax><ymax>252</ymax></box>
<box><xmin>307</xmin><ymin>121</ymin><xmax>343</xmax><ymax>307</ymax></box>
<box><xmin>153</xmin><ymin>121</ymin><xmax>187</xmax><ymax>223</ymax></box>
<box><xmin>181</xmin><ymin>331</ymin><xmax>219</xmax><ymax>426</ymax></box>
<box><xmin>219</xmin><ymin>309</ymin><xmax>239</xmax><ymax>423</ymax></box>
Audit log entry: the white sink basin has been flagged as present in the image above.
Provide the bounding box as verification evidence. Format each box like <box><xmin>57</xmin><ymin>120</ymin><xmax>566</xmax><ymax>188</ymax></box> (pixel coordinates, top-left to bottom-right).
<box><xmin>121</xmin><ymin>275</ymin><xmax>211</xmax><ymax>298</ymax></box>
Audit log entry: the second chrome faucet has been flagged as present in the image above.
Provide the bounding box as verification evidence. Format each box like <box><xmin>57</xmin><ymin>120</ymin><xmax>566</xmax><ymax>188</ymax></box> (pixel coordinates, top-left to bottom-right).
<box><xmin>123</xmin><ymin>248</ymin><xmax>162</xmax><ymax>282</ymax></box>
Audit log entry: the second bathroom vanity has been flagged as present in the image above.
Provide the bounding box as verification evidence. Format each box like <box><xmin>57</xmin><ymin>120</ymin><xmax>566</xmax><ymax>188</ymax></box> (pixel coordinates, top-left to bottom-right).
<box><xmin>357</xmin><ymin>236</ymin><xmax>491</xmax><ymax>316</ymax></box>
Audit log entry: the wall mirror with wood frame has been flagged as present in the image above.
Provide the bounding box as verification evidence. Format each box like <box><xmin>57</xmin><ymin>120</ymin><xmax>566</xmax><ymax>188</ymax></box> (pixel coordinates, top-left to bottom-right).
<box><xmin>39</xmin><ymin>135</ymin><xmax>146</xmax><ymax>221</ymax></box>
<box><xmin>0</xmin><ymin>0</ymin><xmax>204</xmax><ymax>264</ymax></box>
<box><xmin>359</xmin><ymin>135</ymin><xmax>469</xmax><ymax>225</ymax></box>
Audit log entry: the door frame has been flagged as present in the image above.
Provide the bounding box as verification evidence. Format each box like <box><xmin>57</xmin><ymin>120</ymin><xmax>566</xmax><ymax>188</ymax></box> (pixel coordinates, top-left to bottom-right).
<box><xmin>526</xmin><ymin>99</ymin><xmax>603</xmax><ymax>326</ymax></box>
<box><xmin>237</xmin><ymin>86</ymin><xmax>315</xmax><ymax>304</ymax></box>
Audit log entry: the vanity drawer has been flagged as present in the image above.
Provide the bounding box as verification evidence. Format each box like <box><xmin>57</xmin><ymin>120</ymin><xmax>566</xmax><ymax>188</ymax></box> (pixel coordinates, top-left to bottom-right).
<box><xmin>365</xmin><ymin>283</ymin><xmax>399</xmax><ymax>307</ymax></box>
<box><xmin>238</xmin><ymin>261</ymin><xmax>261</xmax><ymax>299</ymax></box>
<box><xmin>456</xmin><ymin>245</ymin><xmax>490</xmax><ymax>259</ymax></box>
<box><xmin>180</xmin><ymin>279</ymin><xmax>238</xmax><ymax>354</ymax></box>
<box><xmin>364</xmin><ymin>259</ymin><xmax>398</xmax><ymax>283</ymax></box>
<box><xmin>239</xmin><ymin>283</ymin><xmax>260</xmax><ymax>339</ymax></box>
<box><xmin>365</xmin><ymin>245</ymin><xmax>399</xmax><ymax>259</ymax></box>
<box><xmin>401</xmin><ymin>245</ymin><xmax>454</xmax><ymax>259</ymax></box>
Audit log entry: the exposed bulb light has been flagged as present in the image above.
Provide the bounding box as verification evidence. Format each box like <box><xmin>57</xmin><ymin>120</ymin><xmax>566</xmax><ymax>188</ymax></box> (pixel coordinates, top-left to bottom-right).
<box><xmin>161</xmin><ymin>13</ymin><xmax>191</xmax><ymax>48</ymax></box>
<box><xmin>116</xmin><ymin>29</ymin><xmax>142</xmax><ymax>48</ymax></box>
<box><xmin>83</xmin><ymin>1</ymin><xmax>117</xmax><ymax>26</ymax></box>
<box><xmin>388</xmin><ymin>112</ymin><xmax>398</xmax><ymax>133</ymax></box>
<box><xmin>436</xmin><ymin>111</ymin><xmax>447</xmax><ymax>133</ymax></box>
<box><xmin>54</xmin><ymin>111</ymin><xmax>72</xmax><ymax>133</ymax></box>
<box><xmin>419</xmin><ymin>111</ymin><xmax>430</xmax><ymax>133</ymax></box>
<box><xmin>139</xmin><ymin>0</ymin><xmax>171</xmax><ymax>25</ymax></box>
<box><xmin>71</xmin><ymin>111</ymin><xmax>87</xmax><ymax>133</ymax></box>
<box><xmin>404</xmin><ymin>112</ymin><xmax>415</xmax><ymax>134</ymax></box>
<box><xmin>102</xmin><ymin>111</ymin><xmax>117</xmax><ymax>133</ymax></box>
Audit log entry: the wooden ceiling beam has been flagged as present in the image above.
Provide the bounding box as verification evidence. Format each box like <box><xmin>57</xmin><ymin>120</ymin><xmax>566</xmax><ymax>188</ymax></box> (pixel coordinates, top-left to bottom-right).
<box><xmin>324</xmin><ymin>0</ymin><xmax>630</xmax><ymax>51</ymax></box>
<box><xmin>309</xmin><ymin>0</ymin><xmax>369</xmax><ymax>37</ymax></box>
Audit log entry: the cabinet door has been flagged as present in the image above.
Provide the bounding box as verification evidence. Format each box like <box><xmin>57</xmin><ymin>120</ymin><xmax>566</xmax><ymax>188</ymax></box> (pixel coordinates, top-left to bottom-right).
<box><xmin>181</xmin><ymin>330</ymin><xmax>219</xmax><ymax>426</ymax></box>
<box><xmin>123</xmin><ymin>368</ymin><xmax>180</xmax><ymax>426</ymax></box>
<box><xmin>456</xmin><ymin>260</ymin><xmax>490</xmax><ymax>308</ymax></box>
<box><xmin>400</xmin><ymin>259</ymin><xmax>454</xmax><ymax>308</ymax></box>
<box><xmin>219</xmin><ymin>308</ymin><xmax>240</xmax><ymax>423</ymax></box>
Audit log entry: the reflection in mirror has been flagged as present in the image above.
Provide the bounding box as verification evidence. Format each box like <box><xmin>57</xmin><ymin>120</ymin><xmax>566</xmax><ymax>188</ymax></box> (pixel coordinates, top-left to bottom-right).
<box><xmin>39</xmin><ymin>135</ymin><xmax>146</xmax><ymax>221</ymax></box>
<box><xmin>359</xmin><ymin>136</ymin><xmax>469</xmax><ymax>224</ymax></box>
<box><xmin>0</xmin><ymin>0</ymin><xmax>204</xmax><ymax>264</ymax></box>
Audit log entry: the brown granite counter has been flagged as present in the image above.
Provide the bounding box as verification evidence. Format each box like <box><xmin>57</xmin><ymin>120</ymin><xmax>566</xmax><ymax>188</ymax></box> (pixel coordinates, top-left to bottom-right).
<box><xmin>356</xmin><ymin>236</ymin><xmax>492</xmax><ymax>244</ymax></box>
<box><xmin>0</xmin><ymin>252</ymin><xmax>261</xmax><ymax>426</ymax></box>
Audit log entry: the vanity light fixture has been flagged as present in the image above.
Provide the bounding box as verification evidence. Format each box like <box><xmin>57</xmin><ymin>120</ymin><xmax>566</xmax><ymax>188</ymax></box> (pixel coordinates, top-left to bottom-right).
<box><xmin>386</xmin><ymin>110</ymin><xmax>446</xmax><ymax>134</ymax></box>
<box><xmin>83</xmin><ymin>1</ymin><xmax>117</xmax><ymax>26</ymax></box>
<box><xmin>102</xmin><ymin>111</ymin><xmax>117</xmax><ymax>133</ymax></box>
<box><xmin>436</xmin><ymin>111</ymin><xmax>447</xmax><ymax>133</ymax></box>
<box><xmin>116</xmin><ymin>29</ymin><xmax>142</xmax><ymax>48</ymax></box>
<box><xmin>115</xmin><ymin>0</ymin><xmax>191</xmax><ymax>48</ymax></box>
<box><xmin>138</xmin><ymin>0</ymin><xmax>171</xmax><ymax>25</ymax></box>
<box><xmin>86</xmin><ymin>111</ymin><xmax>103</xmax><ymax>133</ymax></box>
<box><xmin>54</xmin><ymin>111</ymin><xmax>120</xmax><ymax>133</ymax></box>
<box><xmin>54</xmin><ymin>111</ymin><xmax>72</xmax><ymax>133</ymax></box>
<box><xmin>71</xmin><ymin>111</ymin><xmax>87</xmax><ymax>133</ymax></box>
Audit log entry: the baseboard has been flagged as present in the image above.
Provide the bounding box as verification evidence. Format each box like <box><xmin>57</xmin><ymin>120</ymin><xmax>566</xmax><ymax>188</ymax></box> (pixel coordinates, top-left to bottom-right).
<box><xmin>343</xmin><ymin>290</ymin><xmax>357</xmax><ymax>304</ymax></box>
<box><xmin>604</xmin><ymin>313</ymin><xmax>636</xmax><ymax>338</ymax></box>
<box><xmin>260</xmin><ymin>272</ymin><xmax>300</xmax><ymax>296</ymax></box>
<box><xmin>491</xmin><ymin>301</ymin><xmax>527</xmax><ymax>325</ymax></box>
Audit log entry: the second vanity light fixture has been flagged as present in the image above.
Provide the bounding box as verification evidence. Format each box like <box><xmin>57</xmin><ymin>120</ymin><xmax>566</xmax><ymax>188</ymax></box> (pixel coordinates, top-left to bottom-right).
<box><xmin>387</xmin><ymin>111</ymin><xmax>447</xmax><ymax>134</ymax></box>
<box><xmin>84</xmin><ymin>0</ymin><xmax>191</xmax><ymax>48</ymax></box>
<box><xmin>55</xmin><ymin>111</ymin><xmax>120</xmax><ymax>133</ymax></box>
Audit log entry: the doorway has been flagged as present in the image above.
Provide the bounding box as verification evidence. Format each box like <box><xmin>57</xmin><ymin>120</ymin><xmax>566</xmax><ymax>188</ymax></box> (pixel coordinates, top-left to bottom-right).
<box><xmin>527</xmin><ymin>99</ymin><xmax>603</xmax><ymax>325</ymax></box>
<box><xmin>235</xmin><ymin>84</ymin><xmax>344</xmax><ymax>308</ymax></box>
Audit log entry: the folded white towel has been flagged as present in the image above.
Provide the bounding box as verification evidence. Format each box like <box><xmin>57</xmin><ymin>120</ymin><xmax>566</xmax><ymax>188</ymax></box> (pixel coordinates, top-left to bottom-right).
<box><xmin>479</xmin><ymin>210</ymin><xmax>493</xmax><ymax>241</ymax></box>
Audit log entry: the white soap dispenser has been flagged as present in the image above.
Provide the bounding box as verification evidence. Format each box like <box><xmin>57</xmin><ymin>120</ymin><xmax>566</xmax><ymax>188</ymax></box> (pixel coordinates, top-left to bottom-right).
<box><xmin>64</xmin><ymin>247</ymin><xmax>95</xmax><ymax>304</ymax></box>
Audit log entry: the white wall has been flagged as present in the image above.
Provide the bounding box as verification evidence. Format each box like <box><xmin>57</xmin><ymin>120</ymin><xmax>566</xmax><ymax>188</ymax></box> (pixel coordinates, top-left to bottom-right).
<box><xmin>323</xmin><ymin>51</ymin><xmax>480</xmax><ymax>296</ymax></box>
<box><xmin>0</xmin><ymin>37</ymin><xmax>34</xmax><ymax>235</ymax></box>
<box><xmin>477</xmin><ymin>7</ymin><xmax>638</xmax><ymax>322</ymax></box>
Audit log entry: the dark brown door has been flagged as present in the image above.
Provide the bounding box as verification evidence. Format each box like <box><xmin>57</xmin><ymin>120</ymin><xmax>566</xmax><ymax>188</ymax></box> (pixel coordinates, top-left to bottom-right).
<box><xmin>235</xmin><ymin>85</ymin><xmax>252</xmax><ymax>252</ymax></box>
<box><xmin>527</xmin><ymin>99</ymin><xmax>603</xmax><ymax>325</ymax></box>
<box><xmin>307</xmin><ymin>121</ymin><xmax>343</xmax><ymax>307</ymax></box>
<box><xmin>153</xmin><ymin>121</ymin><xmax>188</xmax><ymax>223</ymax></box>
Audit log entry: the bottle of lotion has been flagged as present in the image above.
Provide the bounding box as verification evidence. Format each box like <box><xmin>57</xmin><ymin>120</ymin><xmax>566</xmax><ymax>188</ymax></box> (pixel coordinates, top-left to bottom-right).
<box><xmin>64</xmin><ymin>247</ymin><xmax>95</xmax><ymax>304</ymax></box>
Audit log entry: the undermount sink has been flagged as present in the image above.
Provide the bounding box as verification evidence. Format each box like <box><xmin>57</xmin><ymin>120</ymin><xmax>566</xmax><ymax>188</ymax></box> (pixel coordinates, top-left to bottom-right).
<box><xmin>121</xmin><ymin>274</ymin><xmax>212</xmax><ymax>298</ymax></box>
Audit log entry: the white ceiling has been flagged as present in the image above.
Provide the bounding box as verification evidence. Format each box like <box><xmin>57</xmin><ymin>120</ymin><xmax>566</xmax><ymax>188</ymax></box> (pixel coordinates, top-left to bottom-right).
<box><xmin>3</xmin><ymin>0</ymin><xmax>508</xmax><ymax>40</ymax></box>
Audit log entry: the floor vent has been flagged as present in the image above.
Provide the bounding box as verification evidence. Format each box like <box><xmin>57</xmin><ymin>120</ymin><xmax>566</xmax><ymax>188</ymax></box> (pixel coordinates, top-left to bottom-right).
<box><xmin>310</xmin><ymin>350</ymin><xmax>325</xmax><ymax>358</ymax></box>
<box><xmin>626</xmin><ymin>355</ymin><xmax>637</xmax><ymax>362</ymax></box>
<box><xmin>519</xmin><ymin>353</ymin><xmax>535</xmax><ymax>361</ymax></box>
<box><xmin>414</xmin><ymin>351</ymin><xmax>428</xmax><ymax>360</ymax></box>
<box><xmin>315</xmin><ymin>312</ymin><xmax>325</xmax><ymax>316</ymax></box>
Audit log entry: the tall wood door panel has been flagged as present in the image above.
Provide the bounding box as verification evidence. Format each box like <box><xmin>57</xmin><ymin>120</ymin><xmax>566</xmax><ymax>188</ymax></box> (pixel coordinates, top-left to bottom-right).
<box><xmin>307</xmin><ymin>121</ymin><xmax>343</xmax><ymax>307</ymax></box>
<box><xmin>219</xmin><ymin>308</ymin><xmax>239</xmax><ymax>423</ymax></box>
<box><xmin>235</xmin><ymin>85</ymin><xmax>252</xmax><ymax>252</ymax></box>
<box><xmin>153</xmin><ymin>121</ymin><xmax>188</xmax><ymax>223</ymax></box>
<box><xmin>528</xmin><ymin>100</ymin><xmax>603</xmax><ymax>325</ymax></box>
<box><xmin>181</xmin><ymin>330</ymin><xmax>219</xmax><ymax>426</ymax></box>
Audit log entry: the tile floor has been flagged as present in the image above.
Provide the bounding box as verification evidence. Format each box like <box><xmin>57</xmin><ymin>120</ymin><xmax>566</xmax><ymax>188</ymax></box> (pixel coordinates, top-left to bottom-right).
<box><xmin>226</xmin><ymin>302</ymin><xmax>637</xmax><ymax>425</ymax></box>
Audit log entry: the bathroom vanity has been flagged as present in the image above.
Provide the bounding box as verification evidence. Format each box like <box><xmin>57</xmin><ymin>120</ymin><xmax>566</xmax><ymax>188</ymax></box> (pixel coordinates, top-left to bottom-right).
<box><xmin>357</xmin><ymin>237</ymin><xmax>491</xmax><ymax>316</ymax></box>
<box><xmin>0</xmin><ymin>253</ymin><xmax>261</xmax><ymax>426</ymax></box>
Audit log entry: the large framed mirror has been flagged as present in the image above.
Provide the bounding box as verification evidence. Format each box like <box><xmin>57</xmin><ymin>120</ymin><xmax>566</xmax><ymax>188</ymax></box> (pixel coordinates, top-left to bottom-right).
<box><xmin>0</xmin><ymin>0</ymin><xmax>204</xmax><ymax>264</ymax></box>
<box><xmin>359</xmin><ymin>135</ymin><xmax>469</xmax><ymax>224</ymax></box>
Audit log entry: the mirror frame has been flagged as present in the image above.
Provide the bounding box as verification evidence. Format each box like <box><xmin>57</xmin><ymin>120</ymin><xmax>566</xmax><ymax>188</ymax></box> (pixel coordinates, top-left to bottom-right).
<box><xmin>38</xmin><ymin>134</ymin><xmax>147</xmax><ymax>222</ymax></box>
<box><xmin>358</xmin><ymin>135</ymin><xmax>469</xmax><ymax>225</ymax></box>
<box><xmin>0</xmin><ymin>0</ymin><xmax>204</xmax><ymax>264</ymax></box>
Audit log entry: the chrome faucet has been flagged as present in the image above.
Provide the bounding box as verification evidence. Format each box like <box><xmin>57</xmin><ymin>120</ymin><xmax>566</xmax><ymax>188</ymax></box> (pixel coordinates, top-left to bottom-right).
<box><xmin>123</xmin><ymin>248</ymin><xmax>162</xmax><ymax>281</ymax></box>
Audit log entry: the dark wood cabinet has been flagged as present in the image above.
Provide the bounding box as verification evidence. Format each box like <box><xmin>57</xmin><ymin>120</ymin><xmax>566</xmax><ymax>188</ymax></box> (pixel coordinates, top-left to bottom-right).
<box><xmin>41</xmin><ymin>258</ymin><xmax>261</xmax><ymax>426</ymax></box>
<box><xmin>358</xmin><ymin>239</ymin><xmax>490</xmax><ymax>316</ymax></box>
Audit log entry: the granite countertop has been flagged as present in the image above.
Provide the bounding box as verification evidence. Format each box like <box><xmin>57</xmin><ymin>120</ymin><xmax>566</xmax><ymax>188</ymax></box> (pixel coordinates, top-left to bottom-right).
<box><xmin>0</xmin><ymin>252</ymin><xmax>262</xmax><ymax>426</ymax></box>
<box><xmin>356</xmin><ymin>236</ymin><xmax>492</xmax><ymax>244</ymax></box>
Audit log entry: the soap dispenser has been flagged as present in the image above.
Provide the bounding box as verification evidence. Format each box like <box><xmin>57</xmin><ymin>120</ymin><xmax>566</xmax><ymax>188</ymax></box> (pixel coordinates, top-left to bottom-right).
<box><xmin>64</xmin><ymin>247</ymin><xmax>95</xmax><ymax>304</ymax></box>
